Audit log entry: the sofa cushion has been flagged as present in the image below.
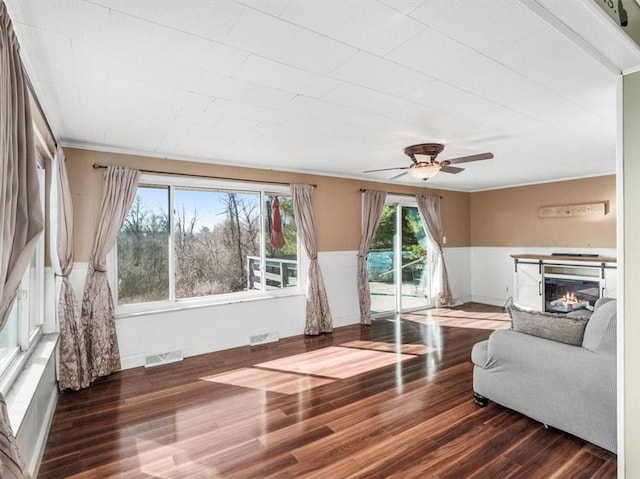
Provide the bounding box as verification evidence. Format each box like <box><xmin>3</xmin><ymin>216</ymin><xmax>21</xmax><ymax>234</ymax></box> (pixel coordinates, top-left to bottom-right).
<box><xmin>566</xmin><ymin>309</ymin><xmax>593</xmax><ymax>320</ymax></box>
<box><xmin>582</xmin><ymin>299</ymin><xmax>616</xmax><ymax>352</ymax></box>
<box><xmin>509</xmin><ymin>305</ymin><xmax>589</xmax><ymax>346</ymax></box>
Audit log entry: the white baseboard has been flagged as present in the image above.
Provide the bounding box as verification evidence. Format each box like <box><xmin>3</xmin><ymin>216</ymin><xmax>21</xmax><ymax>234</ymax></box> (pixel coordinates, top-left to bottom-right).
<box><xmin>471</xmin><ymin>295</ymin><xmax>509</xmax><ymax>308</ymax></box>
<box><xmin>333</xmin><ymin>313</ymin><xmax>360</xmax><ymax>328</ymax></box>
<box><xmin>457</xmin><ymin>295</ymin><xmax>473</xmax><ymax>305</ymax></box>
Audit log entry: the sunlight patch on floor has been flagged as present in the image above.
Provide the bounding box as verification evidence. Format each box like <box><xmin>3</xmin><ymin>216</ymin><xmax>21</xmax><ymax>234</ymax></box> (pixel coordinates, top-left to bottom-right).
<box><xmin>426</xmin><ymin>308</ymin><xmax>509</xmax><ymax>320</ymax></box>
<box><xmin>255</xmin><ymin>346</ymin><xmax>414</xmax><ymax>379</ymax></box>
<box><xmin>340</xmin><ymin>340</ymin><xmax>435</xmax><ymax>355</ymax></box>
<box><xmin>201</xmin><ymin>367</ymin><xmax>334</xmax><ymax>394</ymax></box>
<box><xmin>403</xmin><ymin>310</ymin><xmax>511</xmax><ymax>331</ymax></box>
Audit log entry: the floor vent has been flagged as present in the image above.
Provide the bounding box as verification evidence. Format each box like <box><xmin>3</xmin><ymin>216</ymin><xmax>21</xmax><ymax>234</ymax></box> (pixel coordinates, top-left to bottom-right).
<box><xmin>250</xmin><ymin>331</ymin><xmax>279</xmax><ymax>346</ymax></box>
<box><xmin>144</xmin><ymin>350</ymin><xmax>184</xmax><ymax>368</ymax></box>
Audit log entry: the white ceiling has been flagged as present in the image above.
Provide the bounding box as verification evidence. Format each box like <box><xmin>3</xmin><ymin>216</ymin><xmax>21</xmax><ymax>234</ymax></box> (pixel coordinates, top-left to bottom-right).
<box><xmin>5</xmin><ymin>0</ymin><xmax>638</xmax><ymax>191</ymax></box>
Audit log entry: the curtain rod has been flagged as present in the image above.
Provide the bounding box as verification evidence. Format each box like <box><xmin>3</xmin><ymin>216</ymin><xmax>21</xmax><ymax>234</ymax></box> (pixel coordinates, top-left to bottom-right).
<box><xmin>360</xmin><ymin>188</ymin><xmax>442</xmax><ymax>199</ymax></box>
<box><xmin>92</xmin><ymin>164</ymin><xmax>317</xmax><ymax>188</ymax></box>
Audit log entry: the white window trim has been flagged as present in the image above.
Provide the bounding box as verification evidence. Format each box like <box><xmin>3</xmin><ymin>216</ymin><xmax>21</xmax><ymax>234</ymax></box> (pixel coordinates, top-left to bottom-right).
<box><xmin>109</xmin><ymin>173</ymin><xmax>306</xmax><ymax>317</ymax></box>
<box><xmin>0</xmin><ymin>157</ymin><xmax>45</xmax><ymax>391</ymax></box>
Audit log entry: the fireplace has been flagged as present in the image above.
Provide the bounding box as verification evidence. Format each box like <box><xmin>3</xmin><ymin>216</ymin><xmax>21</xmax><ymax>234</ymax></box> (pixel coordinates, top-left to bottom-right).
<box><xmin>544</xmin><ymin>276</ymin><xmax>600</xmax><ymax>313</ymax></box>
<box><xmin>512</xmin><ymin>254</ymin><xmax>616</xmax><ymax>312</ymax></box>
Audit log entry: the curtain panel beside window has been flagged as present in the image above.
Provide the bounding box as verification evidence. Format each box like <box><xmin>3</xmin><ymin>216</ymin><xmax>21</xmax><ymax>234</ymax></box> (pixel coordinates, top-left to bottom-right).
<box><xmin>357</xmin><ymin>190</ymin><xmax>387</xmax><ymax>325</ymax></box>
<box><xmin>290</xmin><ymin>184</ymin><xmax>332</xmax><ymax>335</ymax></box>
<box><xmin>416</xmin><ymin>195</ymin><xmax>453</xmax><ymax>306</ymax></box>
<box><xmin>51</xmin><ymin>146</ymin><xmax>90</xmax><ymax>390</ymax></box>
<box><xmin>0</xmin><ymin>1</ymin><xmax>44</xmax><ymax>476</ymax></box>
<box><xmin>81</xmin><ymin>166</ymin><xmax>140</xmax><ymax>379</ymax></box>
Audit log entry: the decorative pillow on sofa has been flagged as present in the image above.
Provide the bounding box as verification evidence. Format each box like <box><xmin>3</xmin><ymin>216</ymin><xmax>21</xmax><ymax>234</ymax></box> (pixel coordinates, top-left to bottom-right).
<box><xmin>508</xmin><ymin>305</ymin><xmax>589</xmax><ymax>346</ymax></box>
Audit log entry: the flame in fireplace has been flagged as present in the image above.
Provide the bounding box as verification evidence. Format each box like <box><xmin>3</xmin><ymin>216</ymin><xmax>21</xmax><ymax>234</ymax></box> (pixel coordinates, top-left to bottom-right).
<box><xmin>564</xmin><ymin>292</ymin><xmax>578</xmax><ymax>302</ymax></box>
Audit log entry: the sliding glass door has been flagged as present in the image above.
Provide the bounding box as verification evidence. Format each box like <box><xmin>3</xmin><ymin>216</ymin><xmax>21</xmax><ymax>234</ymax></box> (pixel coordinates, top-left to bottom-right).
<box><xmin>367</xmin><ymin>198</ymin><xmax>431</xmax><ymax>316</ymax></box>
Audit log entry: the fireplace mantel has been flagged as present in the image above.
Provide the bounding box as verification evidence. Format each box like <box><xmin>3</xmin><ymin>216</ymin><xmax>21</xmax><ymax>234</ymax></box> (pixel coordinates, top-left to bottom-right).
<box><xmin>511</xmin><ymin>254</ymin><xmax>616</xmax><ymax>264</ymax></box>
<box><xmin>511</xmin><ymin>254</ymin><xmax>617</xmax><ymax>311</ymax></box>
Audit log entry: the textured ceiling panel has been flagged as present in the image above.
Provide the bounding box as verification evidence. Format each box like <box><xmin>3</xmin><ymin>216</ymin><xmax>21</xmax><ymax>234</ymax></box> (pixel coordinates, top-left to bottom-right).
<box><xmin>330</xmin><ymin>50</ymin><xmax>434</xmax><ymax>97</ymax></box>
<box><xmin>224</xmin><ymin>7</ymin><xmax>357</xmax><ymax>74</ymax></box>
<box><xmin>278</xmin><ymin>0</ymin><xmax>426</xmax><ymax>55</ymax></box>
<box><xmin>5</xmin><ymin>0</ymin><xmax>635</xmax><ymax>191</ymax></box>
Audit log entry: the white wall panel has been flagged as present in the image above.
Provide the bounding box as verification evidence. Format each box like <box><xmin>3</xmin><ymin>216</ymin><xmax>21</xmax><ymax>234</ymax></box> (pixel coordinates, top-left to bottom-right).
<box><xmin>318</xmin><ymin>251</ymin><xmax>360</xmax><ymax>327</ymax></box>
<box><xmin>69</xmin><ymin>262</ymin><xmax>88</xmax><ymax>305</ymax></box>
<box><xmin>116</xmin><ymin>294</ymin><xmax>306</xmax><ymax>370</ymax></box>
<box><xmin>443</xmin><ymin>247</ymin><xmax>472</xmax><ymax>304</ymax></box>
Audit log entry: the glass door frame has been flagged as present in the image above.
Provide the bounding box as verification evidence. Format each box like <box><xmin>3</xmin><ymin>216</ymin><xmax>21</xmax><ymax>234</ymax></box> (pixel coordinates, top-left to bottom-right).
<box><xmin>370</xmin><ymin>194</ymin><xmax>433</xmax><ymax>318</ymax></box>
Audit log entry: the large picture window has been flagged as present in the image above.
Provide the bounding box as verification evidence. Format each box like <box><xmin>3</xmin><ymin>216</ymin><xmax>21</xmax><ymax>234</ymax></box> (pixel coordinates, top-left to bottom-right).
<box><xmin>115</xmin><ymin>176</ymin><xmax>298</xmax><ymax>308</ymax></box>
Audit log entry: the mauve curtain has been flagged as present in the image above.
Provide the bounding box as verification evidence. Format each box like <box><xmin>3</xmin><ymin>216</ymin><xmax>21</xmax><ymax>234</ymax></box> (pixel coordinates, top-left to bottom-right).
<box><xmin>357</xmin><ymin>190</ymin><xmax>386</xmax><ymax>325</ymax></box>
<box><xmin>290</xmin><ymin>184</ymin><xmax>332</xmax><ymax>335</ymax></box>
<box><xmin>416</xmin><ymin>195</ymin><xmax>453</xmax><ymax>306</ymax></box>
<box><xmin>81</xmin><ymin>166</ymin><xmax>140</xmax><ymax>379</ymax></box>
<box><xmin>51</xmin><ymin>147</ymin><xmax>90</xmax><ymax>390</ymax></box>
<box><xmin>0</xmin><ymin>1</ymin><xmax>43</xmax><ymax>476</ymax></box>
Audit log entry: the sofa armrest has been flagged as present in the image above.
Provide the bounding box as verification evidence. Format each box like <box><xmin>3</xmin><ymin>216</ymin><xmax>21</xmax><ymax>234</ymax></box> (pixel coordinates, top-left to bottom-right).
<box><xmin>471</xmin><ymin>340</ymin><xmax>489</xmax><ymax>368</ymax></box>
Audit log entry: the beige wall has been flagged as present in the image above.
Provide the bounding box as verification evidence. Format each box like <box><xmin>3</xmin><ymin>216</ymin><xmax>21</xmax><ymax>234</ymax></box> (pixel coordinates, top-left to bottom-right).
<box><xmin>623</xmin><ymin>72</ymin><xmax>640</xmax><ymax>477</ymax></box>
<box><xmin>66</xmin><ymin>148</ymin><xmax>471</xmax><ymax>261</ymax></box>
<box><xmin>470</xmin><ymin>175</ymin><xmax>616</xmax><ymax>248</ymax></box>
<box><xmin>65</xmin><ymin>148</ymin><xmax>618</xmax><ymax>261</ymax></box>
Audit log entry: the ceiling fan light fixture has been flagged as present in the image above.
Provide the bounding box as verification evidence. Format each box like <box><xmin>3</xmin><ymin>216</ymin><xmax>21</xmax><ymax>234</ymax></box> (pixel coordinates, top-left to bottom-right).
<box><xmin>408</xmin><ymin>164</ymin><xmax>441</xmax><ymax>180</ymax></box>
<box><xmin>362</xmin><ymin>142</ymin><xmax>492</xmax><ymax>180</ymax></box>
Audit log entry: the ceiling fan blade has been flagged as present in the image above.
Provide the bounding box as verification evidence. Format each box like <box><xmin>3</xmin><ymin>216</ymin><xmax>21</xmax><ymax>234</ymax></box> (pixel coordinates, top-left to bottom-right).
<box><xmin>444</xmin><ymin>152</ymin><xmax>494</xmax><ymax>165</ymax></box>
<box><xmin>440</xmin><ymin>165</ymin><xmax>464</xmax><ymax>174</ymax></box>
<box><xmin>363</xmin><ymin>166</ymin><xmax>410</xmax><ymax>173</ymax></box>
<box><xmin>389</xmin><ymin>171</ymin><xmax>408</xmax><ymax>180</ymax></box>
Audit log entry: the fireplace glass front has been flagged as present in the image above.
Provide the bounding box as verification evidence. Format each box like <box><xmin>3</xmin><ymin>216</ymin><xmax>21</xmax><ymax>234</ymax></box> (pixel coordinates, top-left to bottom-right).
<box><xmin>544</xmin><ymin>277</ymin><xmax>600</xmax><ymax>313</ymax></box>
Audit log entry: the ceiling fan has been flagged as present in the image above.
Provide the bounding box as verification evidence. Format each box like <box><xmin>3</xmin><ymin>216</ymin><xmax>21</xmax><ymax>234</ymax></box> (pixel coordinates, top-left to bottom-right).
<box><xmin>364</xmin><ymin>143</ymin><xmax>494</xmax><ymax>180</ymax></box>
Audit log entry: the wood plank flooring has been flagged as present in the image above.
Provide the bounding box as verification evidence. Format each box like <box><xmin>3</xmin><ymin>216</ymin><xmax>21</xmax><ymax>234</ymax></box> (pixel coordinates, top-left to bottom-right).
<box><xmin>39</xmin><ymin>303</ymin><xmax>617</xmax><ymax>478</ymax></box>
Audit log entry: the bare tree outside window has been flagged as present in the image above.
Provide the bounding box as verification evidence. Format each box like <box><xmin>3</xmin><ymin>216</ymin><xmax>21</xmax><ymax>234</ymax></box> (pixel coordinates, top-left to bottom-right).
<box><xmin>174</xmin><ymin>189</ymin><xmax>260</xmax><ymax>298</ymax></box>
<box><xmin>117</xmin><ymin>184</ymin><xmax>298</xmax><ymax>306</ymax></box>
<box><xmin>117</xmin><ymin>186</ymin><xmax>170</xmax><ymax>304</ymax></box>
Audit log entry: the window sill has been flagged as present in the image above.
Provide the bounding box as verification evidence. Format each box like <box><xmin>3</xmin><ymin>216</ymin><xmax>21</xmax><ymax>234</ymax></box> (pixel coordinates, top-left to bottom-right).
<box><xmin>115</xmin><ymin>289</ymin><xmax>306</xmax><ymax>319</ymax></box>
<box><xmin>5</xmin><ymin>333</ymin><xmax>58</xmax><ymax>432</ymax></box>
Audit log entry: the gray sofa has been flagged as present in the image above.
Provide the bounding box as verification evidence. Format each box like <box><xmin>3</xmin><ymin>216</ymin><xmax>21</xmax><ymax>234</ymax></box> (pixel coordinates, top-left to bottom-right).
<box><xmin>471</xmin><ymin>298</ymin><xmax>617</xmax><ymax>453</ymax></box>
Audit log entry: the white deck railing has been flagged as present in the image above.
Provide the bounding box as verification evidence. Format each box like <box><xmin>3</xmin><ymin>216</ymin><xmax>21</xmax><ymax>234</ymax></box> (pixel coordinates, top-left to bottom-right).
<box><xmin>247</xmin><ymin>256</ymin><xmax>298</xmax><ymax>289</ymax></box>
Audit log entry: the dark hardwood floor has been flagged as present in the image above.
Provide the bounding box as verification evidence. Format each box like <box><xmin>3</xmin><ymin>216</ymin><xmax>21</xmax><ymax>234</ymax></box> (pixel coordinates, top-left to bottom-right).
<box><xmin>39</xmin><ymin>303</ymin><xmax>617</xmax><ymax>478</ymax></box>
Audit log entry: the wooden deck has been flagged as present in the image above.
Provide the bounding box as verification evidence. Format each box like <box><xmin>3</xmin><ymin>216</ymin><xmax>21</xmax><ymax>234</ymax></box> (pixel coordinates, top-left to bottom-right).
<box><xmin>39</xmin><ymin>303</ymin><xmax>616</xmax><ymax>478</ymax></box>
